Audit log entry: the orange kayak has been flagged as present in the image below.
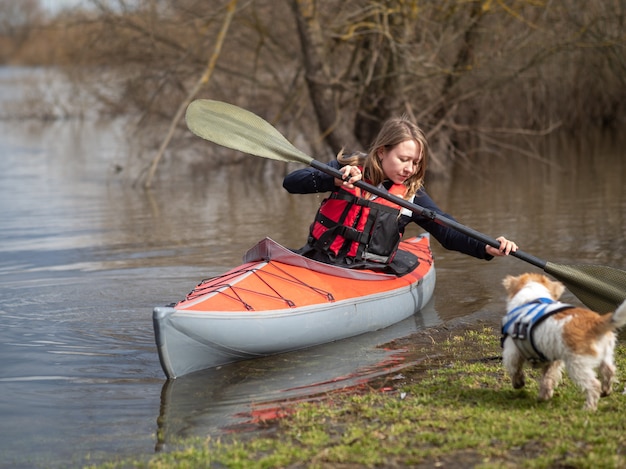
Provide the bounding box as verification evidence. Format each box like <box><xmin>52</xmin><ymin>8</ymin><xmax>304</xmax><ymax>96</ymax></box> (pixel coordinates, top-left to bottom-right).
<box><xmin>153</xmin><ymin>234</ymin><xmax>435</xmax><ymax>378</ymax></box>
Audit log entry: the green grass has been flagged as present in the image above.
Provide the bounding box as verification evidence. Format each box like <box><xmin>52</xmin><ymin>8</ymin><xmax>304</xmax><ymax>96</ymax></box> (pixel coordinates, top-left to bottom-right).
<box><xmin>89</xmin><ymin>326</ymin><xmax>626</xmax><ymax>468</ymax></box>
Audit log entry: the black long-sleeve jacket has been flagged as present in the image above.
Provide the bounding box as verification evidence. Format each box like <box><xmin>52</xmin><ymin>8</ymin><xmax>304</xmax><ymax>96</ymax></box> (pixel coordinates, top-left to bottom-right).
<box><xmin>282</xmin><ymin>160</ymin><xmax>492</xmax><ymax>261</ymax></box>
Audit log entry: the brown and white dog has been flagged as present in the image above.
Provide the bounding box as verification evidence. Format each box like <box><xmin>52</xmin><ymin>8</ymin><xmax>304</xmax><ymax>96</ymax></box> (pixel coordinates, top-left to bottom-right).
<box><xmin>501</xmin><ymin>272</ymin><xmax>626</xmax><ymax>410</ymax></box>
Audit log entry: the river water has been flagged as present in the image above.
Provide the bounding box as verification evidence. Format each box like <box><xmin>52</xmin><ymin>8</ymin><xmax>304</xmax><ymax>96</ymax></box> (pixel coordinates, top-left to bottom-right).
<box><xmin>0</xmin><ymin>68</ymin><xmax>624</xmax><ymax>468</ymax></box>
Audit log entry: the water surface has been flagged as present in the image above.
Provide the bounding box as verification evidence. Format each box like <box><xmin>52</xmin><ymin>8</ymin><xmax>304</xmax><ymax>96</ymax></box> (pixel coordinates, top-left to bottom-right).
<box><xmin>0</xmin><ymin>68</ymin><xmax>624</xmax><ymax>468</ymax></box>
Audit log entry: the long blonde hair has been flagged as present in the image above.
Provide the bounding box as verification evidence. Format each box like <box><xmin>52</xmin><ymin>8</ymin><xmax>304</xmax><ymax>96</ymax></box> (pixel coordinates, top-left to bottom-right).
<box><xmin>337</xmin><ymin>115</ymin><xmax>429</xmax><ymax>200</ymax></box>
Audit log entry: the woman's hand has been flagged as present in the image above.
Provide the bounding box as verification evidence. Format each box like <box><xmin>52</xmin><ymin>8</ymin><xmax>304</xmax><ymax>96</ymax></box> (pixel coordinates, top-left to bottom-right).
<box><xmin>486</xmin><ymin>236</ymin><xmax>518</xmax><ymax>257</ymax></box>
<box><xmin>335</xmin><ymin>165</ymin><xmax>363</xmax><ymax>188</ymax></box>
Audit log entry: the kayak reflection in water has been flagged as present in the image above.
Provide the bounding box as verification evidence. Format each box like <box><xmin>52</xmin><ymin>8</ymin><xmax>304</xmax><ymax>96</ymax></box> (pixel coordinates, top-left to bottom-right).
<box><xmin>283</xmin><ymin>115</ymin><xmax>518</xmax><ymax>275</ymax></box>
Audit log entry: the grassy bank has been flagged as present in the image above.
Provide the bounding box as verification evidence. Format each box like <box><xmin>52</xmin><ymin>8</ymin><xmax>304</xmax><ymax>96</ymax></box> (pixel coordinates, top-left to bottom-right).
<box><xmin>92</xmin><ymin>323</ymin><xmax>626</xmax><ymax>468</ymax></box>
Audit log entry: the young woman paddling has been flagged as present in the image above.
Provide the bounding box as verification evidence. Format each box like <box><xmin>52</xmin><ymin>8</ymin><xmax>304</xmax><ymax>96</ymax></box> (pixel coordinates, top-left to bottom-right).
<box><xmin>282</xmin><ymin>115</ymin><xmax>517</xmax><ymax>274</ymax></box>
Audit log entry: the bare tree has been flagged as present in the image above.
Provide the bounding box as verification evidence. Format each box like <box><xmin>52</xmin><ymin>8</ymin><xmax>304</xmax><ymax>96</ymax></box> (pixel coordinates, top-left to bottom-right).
<box><xmin>0</xmin><ymin>0</ymin><xmax>42</xmax><ymax>62</ymax></box>
<box><xmin>144</xmin><ymin>0</ymin><xmax>238</xmax><ymax>188</ymax></box>
<box><xmin>14</xmin><ymin>0</ymin><xmax>625</xmax><ymax>179</ymax></box>
<box><xmin>289</xmin><ymin>0</ymin><xmax>360</xmax><ymax>151</ymax></box>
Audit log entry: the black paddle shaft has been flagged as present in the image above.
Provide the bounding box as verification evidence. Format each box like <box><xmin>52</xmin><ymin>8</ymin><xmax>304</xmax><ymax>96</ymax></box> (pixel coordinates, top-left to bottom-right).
<box><xmin>309</xmin><ymin>160</ymin><xmax>547</xmax><ymax>269</ymax></box>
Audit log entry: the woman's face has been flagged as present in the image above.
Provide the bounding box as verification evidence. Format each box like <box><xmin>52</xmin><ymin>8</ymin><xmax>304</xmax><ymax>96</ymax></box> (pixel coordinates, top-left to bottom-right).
<box><xmin>378</xmin><ymin>139</ymin><xmax>422</xmax><ymax>184</ymax></box>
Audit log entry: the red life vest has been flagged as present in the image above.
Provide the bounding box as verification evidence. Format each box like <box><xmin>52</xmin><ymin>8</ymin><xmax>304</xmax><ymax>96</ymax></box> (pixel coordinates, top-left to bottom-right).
<box><xmin>307</xmin><ymin>179</ymin><xmax>407</xmax><ymax>265</ymax></box>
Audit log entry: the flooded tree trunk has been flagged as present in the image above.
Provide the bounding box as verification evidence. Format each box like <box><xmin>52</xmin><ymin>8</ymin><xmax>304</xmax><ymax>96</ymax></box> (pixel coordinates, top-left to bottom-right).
<box><xmin>290</xmin><ymin>0</ymin><xmax>360</xmax><ymax>153</ymax></box>
<box><xmin>428</xmin><ymin>1</ymin><xmax>484</xmax><ymax>175</ymax></box>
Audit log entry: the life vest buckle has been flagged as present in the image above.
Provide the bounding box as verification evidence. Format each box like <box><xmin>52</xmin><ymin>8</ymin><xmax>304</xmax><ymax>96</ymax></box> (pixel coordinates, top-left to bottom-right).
<box><xmin>337</xmin><ymin>225</ymin><xmax>367</xmax><ymax>243</ymax></box>
<box><xmin>512</xmin><ymin>321</ymin><xmax>529</xmax><ymax>340</ymax></box>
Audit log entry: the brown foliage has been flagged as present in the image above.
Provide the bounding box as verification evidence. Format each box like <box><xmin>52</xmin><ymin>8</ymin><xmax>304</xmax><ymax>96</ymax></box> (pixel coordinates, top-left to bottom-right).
<box><xmin>3</xmin><ymin>0</ymin><xmax>626</xmax><ymax>172</ymax></box>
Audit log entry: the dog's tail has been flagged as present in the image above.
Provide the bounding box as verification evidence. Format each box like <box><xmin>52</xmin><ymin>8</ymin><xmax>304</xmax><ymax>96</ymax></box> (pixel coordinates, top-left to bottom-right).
<box><xmin>610</xmin><ymin>299</ymin><xmax>626</xmax><ymax>330</ymax></box>
<box><xmin>592</xmin><ymin>300</ymin><xmax>626</xmax><ymax>337</ymax></box>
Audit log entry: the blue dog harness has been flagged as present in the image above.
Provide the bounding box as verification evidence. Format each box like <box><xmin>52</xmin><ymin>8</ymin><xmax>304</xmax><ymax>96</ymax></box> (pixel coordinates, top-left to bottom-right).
<box><xmin>501</xmin><ymin>298</ymin><xmax>574</xmax><ymax>362</ymax></box>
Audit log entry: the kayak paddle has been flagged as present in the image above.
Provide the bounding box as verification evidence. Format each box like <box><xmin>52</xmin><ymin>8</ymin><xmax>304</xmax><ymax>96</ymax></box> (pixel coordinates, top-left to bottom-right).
<box><xmin>185</xmin><ymin>99</ymin><xmax>626</xmax><ymax>313</ymax></box>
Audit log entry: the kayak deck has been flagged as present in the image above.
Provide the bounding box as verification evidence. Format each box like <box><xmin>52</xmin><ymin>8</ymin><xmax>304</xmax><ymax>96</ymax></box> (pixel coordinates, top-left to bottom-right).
<box><xmin>176</xmin><ymin>235</ymin><xmax>433</xmax><ymax>313</ymax></box>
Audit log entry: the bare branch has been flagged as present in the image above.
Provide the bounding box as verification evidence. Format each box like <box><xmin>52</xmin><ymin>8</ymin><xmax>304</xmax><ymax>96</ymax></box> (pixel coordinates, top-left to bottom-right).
<box><xmin>143</xmin><ymin>0</ymin><xmax>238</xmax><ymax>188</ymax></box>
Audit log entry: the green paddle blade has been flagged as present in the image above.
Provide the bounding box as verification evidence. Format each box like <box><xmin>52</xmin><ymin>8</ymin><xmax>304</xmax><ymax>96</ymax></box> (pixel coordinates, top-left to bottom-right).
<box><xmin>185</xmin><ymin>99</ymin><xmax>313</xmax><ymax>165</ymax></box>
<box><xmin>544</xmin><ymin>262</ymin><xmax>626</xmax><ymax>313</ymax></box>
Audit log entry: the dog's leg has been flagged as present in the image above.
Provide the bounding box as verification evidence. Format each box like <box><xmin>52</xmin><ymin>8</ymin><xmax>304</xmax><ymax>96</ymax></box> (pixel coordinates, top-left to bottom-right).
<box><xmin>502</xmin><ymin>338</ymin><xmax>525</xmax><ymax>388</ymax></box>
<box><xmin>565</xmin><ymin>359</ymin><xmax>601</xmax><ymax>411</ymax></box>
<box><xmin>599</xmin><ymin>361</ymin><xmax>616</xmax><ymax>397</ymax></box>
<box><xmin>538</xmin><ymin>360</ymin><xmax>564</xmax><ymax>401</ymax></box>
<box><xmin>599</xmin><ymin>334</ymin><xmax>617</xmax><ymax>397</ymax></box>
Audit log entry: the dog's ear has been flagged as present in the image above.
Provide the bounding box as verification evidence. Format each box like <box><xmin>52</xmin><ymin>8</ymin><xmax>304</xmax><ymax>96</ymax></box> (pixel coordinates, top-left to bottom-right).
<box><xmin>548</xmin><ymin>279</ymin><xmax>565</xmax><ymax>300</ymax></box>
<box><xmin>502</xmin><ymin>275</ymin><xmax>517</xmax><ymax>292</ymax></box>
